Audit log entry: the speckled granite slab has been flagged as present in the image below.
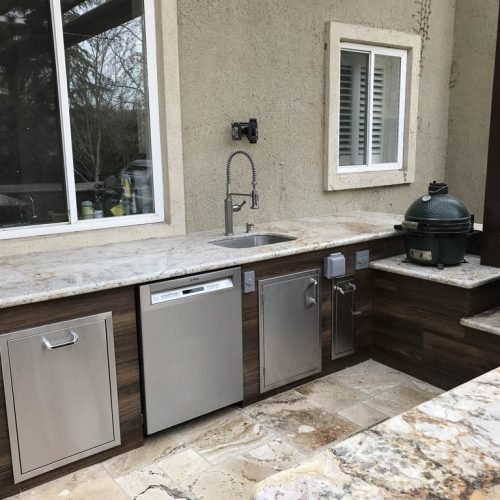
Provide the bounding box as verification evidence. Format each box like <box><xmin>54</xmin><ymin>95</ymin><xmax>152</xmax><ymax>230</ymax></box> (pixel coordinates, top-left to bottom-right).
<box><xmin>370</xmin><ymin>253</ymin><xmax>500</xmax><ymax>289</ymax></box>
<box><xmin>0</xmin><ymin>212</ymin><xmax>402</xmax><ymax>309</ymax></box>
<box><xmin>461</xmin><ymin>306</ymin><xmax>500</xmax><ymax>336</ymax></box>
<box><xmin>252</xmin><ymin>367</ymin><xmax>500</xmax><ymax>499</ymax></box>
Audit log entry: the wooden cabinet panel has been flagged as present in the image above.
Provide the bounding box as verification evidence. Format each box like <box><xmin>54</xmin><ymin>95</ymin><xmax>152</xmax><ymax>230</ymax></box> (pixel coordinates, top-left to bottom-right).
<box><xmin>372</xmin><ymin>270</ymin><xmax>500</xmax><ymax>389</ymax></box>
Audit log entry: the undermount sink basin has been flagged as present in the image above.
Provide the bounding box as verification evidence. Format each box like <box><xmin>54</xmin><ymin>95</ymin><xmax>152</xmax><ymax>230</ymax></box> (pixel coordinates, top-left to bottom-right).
<box><xmin>212</xmin><ymin>234</ymin><xmax>296</xmax><ymax>249</ymax></box>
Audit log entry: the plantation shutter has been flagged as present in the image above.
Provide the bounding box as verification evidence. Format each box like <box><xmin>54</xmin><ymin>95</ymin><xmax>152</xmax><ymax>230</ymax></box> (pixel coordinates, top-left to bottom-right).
<box><xmin>339</xmin><ymin>63</ymin><xmax>353</xmax><ymax>165</ymax></box>
<box><xmin>338</xmin><ymin>50</ymin><xmax>386</xmax><ymax>167</ymax></box>
<box><xmin>371</xmin><ymin>67</ymin><xmax>385</xmax><ymax>163</ymax></box>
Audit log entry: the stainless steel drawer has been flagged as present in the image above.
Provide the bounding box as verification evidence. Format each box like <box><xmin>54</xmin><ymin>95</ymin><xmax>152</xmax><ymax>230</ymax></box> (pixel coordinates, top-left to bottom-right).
<box><xmin>0</xmin><ymin>313</ymin><xmax>120</xmax><ymax>483</ymax></box>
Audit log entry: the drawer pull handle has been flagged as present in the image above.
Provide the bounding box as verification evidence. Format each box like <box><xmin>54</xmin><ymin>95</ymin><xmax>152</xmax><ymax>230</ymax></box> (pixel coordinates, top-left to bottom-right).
<box><xmin>305</xmin><ymin>278</ymin><xmax>318</xmax><ymax>306</ymax></box>
<box><xmin>42</xmin><ymin>330</ymin><xmax>79</xmax><ymax>350</ymax></box>
<box><xmin>335</xmin><ymin>282</ymin><xmax>356</xmax><ymax>295</ymax></box>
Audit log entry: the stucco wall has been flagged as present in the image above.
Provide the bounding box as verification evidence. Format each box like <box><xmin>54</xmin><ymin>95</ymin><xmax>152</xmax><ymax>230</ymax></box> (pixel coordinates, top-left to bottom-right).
<box><xmin>178</xmin><ymin>0</ymin><xmax>456</xmax><ymax>232</ymax></box>
<box><xmin>0</xmin><ymin>0</ymin><xmax>459</xmax><ymax>256</ymax></box>
<box><xmin>446</xmin><ymin>0</ymin><xmax>499</xmax><ymax>222</ymax></box>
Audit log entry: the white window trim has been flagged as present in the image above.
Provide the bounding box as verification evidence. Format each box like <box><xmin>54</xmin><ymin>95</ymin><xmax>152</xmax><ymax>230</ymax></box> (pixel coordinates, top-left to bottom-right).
<box><xmin>0</xmin><ymin>0</ymin><xmax>165</xmax><ymax>240</ymax></box>
<box><xmin>324</xmin><ymin>22</ymin><xmax>421</xmax><ymax>191</ymax></box>
<box><xmin>338</xmin><ymin>42</ymin><xmax>407</xmax><ymax>174</ymax></box>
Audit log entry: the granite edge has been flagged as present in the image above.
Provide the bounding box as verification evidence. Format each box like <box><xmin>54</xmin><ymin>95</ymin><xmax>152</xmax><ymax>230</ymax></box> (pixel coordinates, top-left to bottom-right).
<box><xmin>0</xmin><ymin>229</ymin><xmax>399</xmax><ymax>310</ymax></box>
<box><xmin>460</xmin><ymin>316</ymin><xmax>500</xmax><ymax>336</ymax></box>
<box><xmin>369</xmin><ymin>257</ymin><xmax>498</xmax><ymax>289</ymax></box>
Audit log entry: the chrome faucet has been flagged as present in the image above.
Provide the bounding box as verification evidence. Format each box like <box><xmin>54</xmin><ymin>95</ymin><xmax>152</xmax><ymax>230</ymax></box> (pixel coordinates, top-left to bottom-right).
<box><xmin>225</xmin><ymin>150</ymin><xmax>259</xmax><ymax>235</ymax></box>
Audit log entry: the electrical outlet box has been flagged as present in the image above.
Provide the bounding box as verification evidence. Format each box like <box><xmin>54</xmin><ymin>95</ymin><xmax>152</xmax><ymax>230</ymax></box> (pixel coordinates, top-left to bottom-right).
<box><xmin>324</xmin><ymin>253</ymin><xmax>346</xmax><ymax>279</ymax></box>
<box><xmin>355</xmin><ymin>250</ymin><xmax>370</xmax><ymax>270</ymax></box>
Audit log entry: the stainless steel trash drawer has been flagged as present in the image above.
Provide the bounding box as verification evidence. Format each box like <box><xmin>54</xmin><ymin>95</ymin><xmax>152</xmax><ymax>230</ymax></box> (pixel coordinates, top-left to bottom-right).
<box><xmin>0</xmin><ymin>313</ymin><xmax>120</xmax><ymax>483</ymax></box>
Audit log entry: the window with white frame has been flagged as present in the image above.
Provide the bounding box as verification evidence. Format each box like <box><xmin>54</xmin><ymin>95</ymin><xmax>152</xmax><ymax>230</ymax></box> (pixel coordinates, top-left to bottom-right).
<box><xmin>0</xmin><ymin>0</ymin><xmax>164</xmax><ymax>237</ymax></box>
<box><xmin>339</xmin><ymin>43</ymin><xmax>406</xmax><ymax>172</ymax></box>
<box><xmin>324</xmin><ymin>23</ymin><xmax>421</xmax><ymax>191</ymax></box>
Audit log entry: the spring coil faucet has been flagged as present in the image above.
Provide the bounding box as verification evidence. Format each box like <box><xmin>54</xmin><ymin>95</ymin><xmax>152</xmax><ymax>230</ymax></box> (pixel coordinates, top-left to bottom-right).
<box><xmin>225</xmin><ymin>150</ymin><xmax>259</xmax><ymax>235</ymax></box>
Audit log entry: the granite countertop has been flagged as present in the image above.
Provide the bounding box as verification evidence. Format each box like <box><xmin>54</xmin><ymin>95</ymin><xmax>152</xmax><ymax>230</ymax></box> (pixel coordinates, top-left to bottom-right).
<box><xmin>370</xmin><ymin>253</ymin><xmax>500</xmax><ymax>289</ymax></box>
<box><xmin>461</xmin><ymin>306</ymin><xmax>500</xmax><ymax>336</ymax></box>
<box><xmin>0</xmin><ymin>211</ymin><xmax>402</xmax><ymax>310</ymax></box>
<box><xmin>253</xmin><ymin>367</ymin><xmax>500</xmax><ymax>499</ymax></box>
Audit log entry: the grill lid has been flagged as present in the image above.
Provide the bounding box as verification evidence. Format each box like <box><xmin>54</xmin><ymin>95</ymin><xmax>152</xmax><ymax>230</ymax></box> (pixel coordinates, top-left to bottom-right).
<box><xmin>403</xmin><ymin>181</ymin><xmax>471</xmax><ymax>233</ymax></box>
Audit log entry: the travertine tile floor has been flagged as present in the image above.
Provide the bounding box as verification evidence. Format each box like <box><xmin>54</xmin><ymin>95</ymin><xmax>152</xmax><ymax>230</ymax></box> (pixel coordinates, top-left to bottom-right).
<box><xmin>8</xmin><ymin>360</ymin><xmax>443</xmax><ymax>500</ymax></box>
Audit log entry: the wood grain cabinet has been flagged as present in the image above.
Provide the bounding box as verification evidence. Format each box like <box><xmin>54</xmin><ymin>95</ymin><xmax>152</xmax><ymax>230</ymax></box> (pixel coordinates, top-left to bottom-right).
<box><xmin>371</xmin><ymin>271</ymin><xmax>500</xmax><ymax>388</ymax></box>
<box><xmin>0</xmin><ymin>313</ymin><xmax>120</xmax><ymax>483</ymax></box>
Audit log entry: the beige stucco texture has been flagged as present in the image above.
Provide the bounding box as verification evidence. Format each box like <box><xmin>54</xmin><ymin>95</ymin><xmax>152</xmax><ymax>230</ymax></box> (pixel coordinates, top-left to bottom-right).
<box><xmin>178</xmin><ymin>0</ymin><xmax>456</xmax><ymax>233</ymax></box>
<box><xmin>446</xmin><ymin>0</ymin><xmax>499</xmax><ymax>223</ymax></box>
<box><xmin>1</xmin><ymin>0</ymin><xmax>497</xmax><ymax>257</ymax></box>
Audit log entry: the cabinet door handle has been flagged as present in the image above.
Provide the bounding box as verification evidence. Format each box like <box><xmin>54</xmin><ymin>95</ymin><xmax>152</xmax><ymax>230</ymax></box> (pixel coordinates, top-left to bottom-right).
<box><xmin>305</xmin><ymin>278</ymin><xmax>318</xmax><ymax>307</ymax></box>
<box><xmin>42</xmin><ymin>330</ymin><xmax>79</xmax><ymax>350</ymax></box>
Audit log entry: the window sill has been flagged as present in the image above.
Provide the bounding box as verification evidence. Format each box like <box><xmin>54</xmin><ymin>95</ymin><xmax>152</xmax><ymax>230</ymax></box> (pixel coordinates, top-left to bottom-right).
<box><xmin>0</xmin><ymin>213</ymin><xmax>165</xmax><ymax>241</ymax></box>
<box><xmin>326</xmin><ymin>167</ymin><xmax>414</xmax><ymax>191</ymax></box>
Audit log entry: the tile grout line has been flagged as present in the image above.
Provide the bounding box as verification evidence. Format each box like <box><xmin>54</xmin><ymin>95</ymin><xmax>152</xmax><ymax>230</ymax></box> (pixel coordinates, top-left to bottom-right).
<box><xmin>155</xmin><ymin>443</ymin><xmax>210</xmax><ymax>497</ymax></box>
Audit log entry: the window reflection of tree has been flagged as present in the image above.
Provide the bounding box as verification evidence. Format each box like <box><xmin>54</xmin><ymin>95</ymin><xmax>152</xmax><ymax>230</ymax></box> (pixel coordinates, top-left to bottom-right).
<box><xmin>64</xmin><ymin>0</ymin><xmax>147</xmax><ymax>186</ymax></box>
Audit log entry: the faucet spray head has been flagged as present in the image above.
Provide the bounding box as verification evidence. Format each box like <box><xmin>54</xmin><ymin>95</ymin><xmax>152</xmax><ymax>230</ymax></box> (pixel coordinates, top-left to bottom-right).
<box><xmin>251</xmin><ymin>190</ymin><xmax>259</xmax><ymax>209</ymax></box>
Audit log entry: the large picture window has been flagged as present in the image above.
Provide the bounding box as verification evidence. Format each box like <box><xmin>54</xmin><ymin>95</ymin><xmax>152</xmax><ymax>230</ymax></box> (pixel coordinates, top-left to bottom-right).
<box><xmin>0</xmin><ymin>0</ymin><xmax>163</xmax><ymax>238</ymax></box>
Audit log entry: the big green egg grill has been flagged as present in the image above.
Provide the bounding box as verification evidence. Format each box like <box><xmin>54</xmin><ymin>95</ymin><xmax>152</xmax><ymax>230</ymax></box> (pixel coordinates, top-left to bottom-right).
<box><xmin>395</xmin><ymin>181</ymin><xmax>474</xmax><ymax>268</ymax></box>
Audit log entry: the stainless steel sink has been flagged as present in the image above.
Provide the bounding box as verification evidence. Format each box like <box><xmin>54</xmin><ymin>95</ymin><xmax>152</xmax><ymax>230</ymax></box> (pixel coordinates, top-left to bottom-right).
<box><xmin>212</xmin><ymin>234</ymin><xmax>296</xmax><ymax>249</ymax></box>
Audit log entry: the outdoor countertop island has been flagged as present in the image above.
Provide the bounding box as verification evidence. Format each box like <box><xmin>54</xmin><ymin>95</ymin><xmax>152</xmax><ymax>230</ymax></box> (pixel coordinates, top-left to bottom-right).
<box><xmin>252</xmin><ymin>367</ymin><xmax>500</xmax><ymax>499</ymax></box>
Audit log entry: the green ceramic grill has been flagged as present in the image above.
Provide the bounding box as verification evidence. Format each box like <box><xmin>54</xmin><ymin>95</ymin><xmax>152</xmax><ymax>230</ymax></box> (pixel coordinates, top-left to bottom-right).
<box><xmin>395</xmin><ymin>181</ymin><xmax>474</xmax><ymax>268</ymax></box>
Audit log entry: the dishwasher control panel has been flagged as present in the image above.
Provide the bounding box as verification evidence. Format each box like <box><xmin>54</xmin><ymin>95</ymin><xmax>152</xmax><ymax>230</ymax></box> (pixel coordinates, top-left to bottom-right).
<box><xmin>151</xmin><ymin>278</ymin><xmax>233</xmax><ymax>304</ymax></box>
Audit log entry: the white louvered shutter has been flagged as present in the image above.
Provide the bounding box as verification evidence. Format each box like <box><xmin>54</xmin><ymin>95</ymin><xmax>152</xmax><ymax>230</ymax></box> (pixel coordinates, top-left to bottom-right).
<box><xmin>371</xmin><ymin>66</ymin><xmax>385</xmax><ymax>163</ymax></box>
<box><xmin>339</xmin><ymin>63</ymin><xmax>353</xmax><ymax>165</ymax></box>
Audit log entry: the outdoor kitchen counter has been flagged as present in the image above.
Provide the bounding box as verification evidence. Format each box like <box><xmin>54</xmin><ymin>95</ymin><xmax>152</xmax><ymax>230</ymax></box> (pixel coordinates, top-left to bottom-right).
<box><xmin>252</xmin><ymin>367</ymin><xmax>500</xmax><ymax>499</ymax></box>
<box><xmin>0</xmin><ymin>211</ymin><xmax>403</xmax><ymax>309</ymax></box>
<box><xmin>370</xmin><ymin>253</ymin><xmax>500</xmax><ymax>288</ymax></box>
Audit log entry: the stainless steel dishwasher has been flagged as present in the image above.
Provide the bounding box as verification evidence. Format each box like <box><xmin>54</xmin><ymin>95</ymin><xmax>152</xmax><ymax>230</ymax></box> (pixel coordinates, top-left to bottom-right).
<box><xmin>139</xmin><ymin>268</ymin><xmax>243</xmax><ymax>434</ymax></box>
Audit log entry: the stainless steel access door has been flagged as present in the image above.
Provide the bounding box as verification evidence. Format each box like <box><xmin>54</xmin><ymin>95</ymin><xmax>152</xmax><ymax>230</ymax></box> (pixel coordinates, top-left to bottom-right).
<box><xmin>332</xmin><ymin>275</ymin><xmax>356</xmax><ymax>359</ymax></box>
<box><xmin>0</xmin><ymin>313</ymin><xmax>120</xmax><ymax>483</ymax></box>
<box><xmin>139</xmin><ymin>268</ymin><xmax>243</xmax><ymax>434</ymax></box>
<box><xmin>259</xmin><ymin>269</ymin><xmax>321</xmax><ymax>392</ymax></box>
